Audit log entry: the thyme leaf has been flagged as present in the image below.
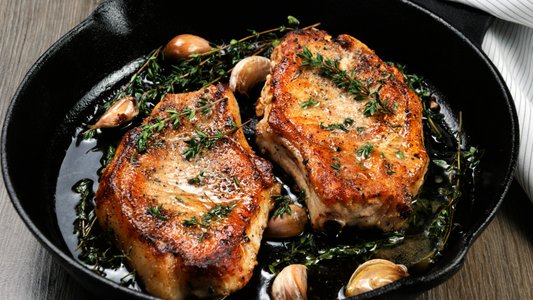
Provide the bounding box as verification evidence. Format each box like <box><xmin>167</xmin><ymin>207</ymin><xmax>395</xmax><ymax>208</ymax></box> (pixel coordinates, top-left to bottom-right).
<box><xmin>233</xmin><ymin>175</ymin><xmax>241</xmax><ymax>188</ymax></box>
<box><xmin>148</xmin><ymin>201</ymin><xmax>169</xmax><ymax>221</ymax></box>
<box><xmin>188</xmin><ymin>171</ymin><xmax>205</xmax><ymax>186</ymax></box>
<box><xmin>397</xmin><ymin>151</ymin><xmax>404</xmax><ymax>159</ymax></box>
<box><xmin>300</xmin><ymin>97</ymin><xmax>320</xmax><ymax>109</ymax></box>
<box><xmin>183</xmin><ymin>201</ymin><xmax>240</xmax><ymax>228</ymax></box>
<box><xmin>320</xmin><ymin>122</ymin><xmax>349</xmax><ymax>133</ymax></box>
<box><xmin>357</xmin><ymin>142</ymin><xmax>375</xmax><ymax>159</ymax></box>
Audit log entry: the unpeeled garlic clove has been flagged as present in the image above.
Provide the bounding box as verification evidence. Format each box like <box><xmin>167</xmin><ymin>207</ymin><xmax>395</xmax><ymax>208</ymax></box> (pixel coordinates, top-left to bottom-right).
<box><xmin>271</xmin><ymin>264</ymin><xmax>308</xmax><ymax>300</ymax></box>
<box><xmin>229</xmin><ymin>56</ymin><xmax>270</xmax><ymax>96</ymax></box>
<box><xmin>345</xmin><ymin>259</ymin><xmax>409</xmax><ymax>297</ymax></box>
<box><xmin>265</xmin><ymin>204</ymin><xmax>308</xmax><ymax>238</ymax></box>
<box><xmin>89</xmin><ymin>96</ymin><xmax>139</xmax><ymax>129</ymax></box>
<box><xmin>163</xmin><ymin>34</ymin><xmax>211</xmax><ymax>61</ymax></box>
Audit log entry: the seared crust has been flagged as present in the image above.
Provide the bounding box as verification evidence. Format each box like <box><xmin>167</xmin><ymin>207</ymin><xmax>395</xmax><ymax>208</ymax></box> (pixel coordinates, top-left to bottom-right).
<box><xmin>96</xmin><ymin>84</ymin><xmax>279</xmax><ymax>300</ymax></box>
<box><xmin>256</xmin><ymin>29</ymin><xmax>428</xmax><ymax>232</ymax></box>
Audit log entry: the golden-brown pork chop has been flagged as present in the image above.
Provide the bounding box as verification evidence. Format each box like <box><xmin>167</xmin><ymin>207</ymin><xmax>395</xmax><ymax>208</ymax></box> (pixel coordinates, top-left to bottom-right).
<box><xmin>95</xmin><ymin>84</ymin><xmax>280</xmax><ymax>300</ymax></box>
<box><xmin>256</xmin><ymin>29</ymin><xmax>428</xmax><ymax>232</ymax></box>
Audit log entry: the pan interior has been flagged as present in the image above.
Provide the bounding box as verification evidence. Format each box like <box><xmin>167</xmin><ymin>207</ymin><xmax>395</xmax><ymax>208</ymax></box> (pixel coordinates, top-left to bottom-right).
<box><xmin>2</xmin><ymin>0</ymin><xmax>517</xmax><ymax>299</ymax></box>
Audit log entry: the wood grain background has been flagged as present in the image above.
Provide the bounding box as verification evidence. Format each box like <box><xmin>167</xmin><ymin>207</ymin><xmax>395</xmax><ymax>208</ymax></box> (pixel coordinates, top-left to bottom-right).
<box><xmin>1</xmin><ymin>0</ymin><xmax>532</xmax><ymax>299</ymax></box>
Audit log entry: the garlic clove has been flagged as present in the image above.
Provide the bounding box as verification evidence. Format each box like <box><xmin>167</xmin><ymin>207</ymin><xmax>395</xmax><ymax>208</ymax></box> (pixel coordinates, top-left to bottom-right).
<box><xmin>229</xmin><ymin>56</ymin><xmax>271</xmax><ymax>96</ymax></box>
<box><xmin>89</xmin><ymin>96</ymin><xmax>139</xmax><ymax>129</ymax></box>
<box><xmin>163</xmin><ymin>34</ymin><xmax>212</xmax><ymax>61</ymax></box>
<box><xmin>345</xmin><ymin>259</ymin><xmax>409</xmax><ymax>297</ymax></box>
<box><xmin>271</xmin><ymin>264</ymin><xmax>308</xmax><ymax>300</ymax></box>
<box><xmin>265</xmin><ymin>204</ymin><xmax>308</xmax><ymax>238</ymax></box>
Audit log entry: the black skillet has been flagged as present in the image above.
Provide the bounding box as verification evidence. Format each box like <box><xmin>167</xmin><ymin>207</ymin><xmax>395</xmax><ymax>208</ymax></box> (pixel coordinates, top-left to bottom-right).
<box><xmin>1</xmin><ymin>0</ymin><xmax>519</xmax><ymax>299</ymax></box>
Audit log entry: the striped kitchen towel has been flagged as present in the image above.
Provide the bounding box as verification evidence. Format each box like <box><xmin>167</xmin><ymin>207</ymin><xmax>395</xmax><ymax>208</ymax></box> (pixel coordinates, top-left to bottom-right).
<box><xmin>446</xmin><ymin>0</ymin><xmax>533</xmax><ymax>200</ymax></box>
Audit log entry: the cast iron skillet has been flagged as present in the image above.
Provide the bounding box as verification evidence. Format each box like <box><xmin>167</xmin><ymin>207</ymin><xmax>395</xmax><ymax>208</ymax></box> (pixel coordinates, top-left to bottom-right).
<box><xmin>2</xmin><ymin>0</ymin><xmax>519</xmax><ymax>299</ymax></box>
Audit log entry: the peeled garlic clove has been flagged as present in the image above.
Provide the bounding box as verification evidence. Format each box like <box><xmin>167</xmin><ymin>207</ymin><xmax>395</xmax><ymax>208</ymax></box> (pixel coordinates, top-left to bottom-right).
<box><xmin>229</xmin><ymin>56</ymin><xmax>270</xmax><ymax>96</ymax></box>
<box><xmin>265</xmin><ymin>204</ymin><xmax>308</xmax><ymax>238</ymax></box>
<box><xmin>271</xmin><ymin>264</ymin><xmax>308</xmax><ymax>300</ymax></box>
<box><xmin>345</xmin><ymin>259</ymin><xmax>409</xmax><ymax>297</ymax></box>
<box><xmin>89</xmin><ymin>96</ymin><xmax>139</xmax><ymax>129</ymax></box>
<box><xmin>163</xmin><ymin>34</ymin><xmax>211</xmax><ymax>61</ymax></box>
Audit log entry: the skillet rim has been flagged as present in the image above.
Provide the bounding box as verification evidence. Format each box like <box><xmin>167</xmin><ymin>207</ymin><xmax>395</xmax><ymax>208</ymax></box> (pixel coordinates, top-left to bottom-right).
<box><xmin>1</xmin><ymin>0</ymin><xmax>519</xmax><ymax>299</ymax></box>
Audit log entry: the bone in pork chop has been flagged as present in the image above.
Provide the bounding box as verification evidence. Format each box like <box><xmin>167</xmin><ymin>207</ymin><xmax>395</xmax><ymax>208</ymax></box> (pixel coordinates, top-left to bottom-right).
<box><xmin>95</xmin><ymin>84</ymin><xmax>280</xmax><ymax>300</ymax></box>
<box><xmin>256</xmin><ymin>29</ymin><xmax>429</xmax><ymax>232</ymax></box>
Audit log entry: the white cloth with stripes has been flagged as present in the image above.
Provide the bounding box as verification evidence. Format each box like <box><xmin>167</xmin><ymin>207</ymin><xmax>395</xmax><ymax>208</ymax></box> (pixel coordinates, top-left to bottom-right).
<box><xmin>445</xmin><ymin>0</ymin><xmax>533</xmax><ymax>200</ymax></box>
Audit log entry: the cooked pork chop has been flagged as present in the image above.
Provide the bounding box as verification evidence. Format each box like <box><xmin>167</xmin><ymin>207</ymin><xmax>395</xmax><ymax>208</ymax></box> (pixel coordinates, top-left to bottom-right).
<box><xmin>256</xmin><ymin>29</ymin><xmax>428</xmax><ymax>232</ymax></box>
<box><xmin>95</xmin><ymin>84</ymin><xmax>280</xmax><ymax>300</ymax></box>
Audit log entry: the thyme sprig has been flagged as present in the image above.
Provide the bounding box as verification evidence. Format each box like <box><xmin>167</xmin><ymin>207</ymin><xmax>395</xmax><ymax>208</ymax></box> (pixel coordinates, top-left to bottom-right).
<box><xmin>421</xmin><ymin>112</ymin><xmax>484</xmax><ymax>261</ymax></box>
<box><xmin>83</xmin><ymin>48</ymin><xmax>163</xmax><ymax>139</ymax></box>
<box><xmin>99</xmin><ymin>145</ymin><xmax>116</xmax><ymax>174</ymax></box>
<box><xmin>182</xmin><ymin>200</ymin><xmax>240</xmax><ymax>228</ymax></box>
<box><xmin>188</xmin><ymin>171</ymin><xmax>206</xmax><ymax>186</ymax></box>
<box><xmin>136</xmin><ymin>97</ymin><xmax>226</xmax><ymax>154</ymax></box>
<box><xmin>73</xmin><ymin>179</ymin><xmax>136</xmax><ymax>282</ymax></box>
<box><xmin>357</xmin><ymin>142</ymin><xmax>375</xmax><ymax>159</ymax></box>
<box><xmin>300</xmin><ymin>97</ymin><xmax>320</xmax><ymax>109</ymax></box>
<box><xmin>268</xmin><ymin>231</ymin><xmax>405</xmax><ymax>273</ymax></box>
<box><xmin>297</xmin><ymin>45</ymin><xmax>397</xmax><ymax>116</ymax></box>
<box><xmin>84</xmin><ymin>17</ymin><xmax>320</xmax><ymax>140</ymax></box>
<box><xmin>147</xmin><ymin>201</ymin><xmax>169</xmax><ymax>221</ymax></box>
<box><xmin>320</xmin><ymin>122</ymin><xmax>349</xmax><ymax>133</ymax></box>
<box><xmin>182</xmin><ymin>119</ymin><xmax>251</xmax><ymax>161</ymax></box>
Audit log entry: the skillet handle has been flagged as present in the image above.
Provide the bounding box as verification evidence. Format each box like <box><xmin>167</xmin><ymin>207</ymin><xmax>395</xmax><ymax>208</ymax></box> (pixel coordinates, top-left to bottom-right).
<box><xmin>409</xmin><ymin>0</ymin><xmax>494</xmax><ymax>48</ymax></box>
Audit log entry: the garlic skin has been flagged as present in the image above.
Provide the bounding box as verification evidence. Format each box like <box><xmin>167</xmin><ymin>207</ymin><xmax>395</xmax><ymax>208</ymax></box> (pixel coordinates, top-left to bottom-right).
<box><xmin>229</xmin><ymin>56</ymin><xmax>270</xmax><ymax>96</ymax></box>
<box><xmin>345</xmin><ymin>259</ymin><xmax>409</xmax><ymax>297</ymax></box>
<box><xmin>163</xmin><ymin>34</ymin><xmax>211</xmax><ymax>61</ymax></box>
<box><xmin>271</xmin><ymin>264</ymin><xmax>308</xmax><ymax>300</ymax></box>
<box><xmin>89</xmin><ymin>96</ymin><xmax>139</xmax><ymax>129</ymax></box>
<box><xmin>265</xmin><ymin>204</ymin><xmax>308</xmax><ymax>238</ymax></box>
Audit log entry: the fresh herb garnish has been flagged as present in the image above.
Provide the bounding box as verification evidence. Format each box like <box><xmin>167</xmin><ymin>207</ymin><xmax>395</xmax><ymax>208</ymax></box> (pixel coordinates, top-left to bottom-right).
<box><xmin>136</xmin><ymin>97</ymin><xmax>225</xmax><ymax>154</ymax></box>
<box><xmin>99</xmin><ymin>146</ymin><xmax>116</xmax><ymax>174</ymax></box>
<box><xmin>174</xmin><ymin>196</ymin><xmax>186</xmax><ymax>204</ymax></box>
<box><xmin>183</xmin><ymin>200</ymin><xmax>240</xmax><ymax>228</ymax></box>
<box><xmin>188</xmin><ymin>171</ymin><xmax>205</xmax><ymax>185</ymax></box>
<box><xmin>148</xmin><ymin>201</ymin><xmax>169</xmax><ymax>221</ymax></box>
<box><xmin>268</xmin><ymin>231</ymin><xmax>404</xmax><ymax>273</ymax></box>
<box><xmin>84</xmin><ymin>17</ymin><xmax>319</xmax><ymax>140</ymax></box>
<box><xmin>397</xmin><ymin>151</ymin><xmax>404</xmax><ymax>159</ymax></box>
<box><xmin>357</xmin><ymin>142</ymin><xmax>374</xmax><ymax>159</ymax></box>
<box><xmin>320</xmin><ymin>122</ymin><xmax>349</xmax><ymax>133</ymax></box>
<box><xmin>72</xmin><ymin>179</ymin><xmax>136</xmax><ymax>283</ymax></box>
<box><xmin>233</xmin><ymin>175</ymin><xmax>241</xmax><ymax>188</ymax></box>
<box><xmin>300</xmin><ymin>97</ymin><xmax>320</xmax><ymax>109</ymax></box>
<box><xmin>344</xmin><ymin>118</ymin><xmax>354</xmax><ymax>125</ymax></box>
<box><xmin>182</xmin><ymin>119</ymin><xmax>250</xmax><ymax>161</ymax></box>
<box><xmin>297</xmin><ymin>45</ymin><xmax>396</xmax><ymax>116</ymax></box>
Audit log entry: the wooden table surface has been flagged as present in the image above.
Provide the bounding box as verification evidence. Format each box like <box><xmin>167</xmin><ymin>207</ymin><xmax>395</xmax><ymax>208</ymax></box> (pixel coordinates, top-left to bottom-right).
<box><xmin>1</xmin><ymin>1</ymin><xmax>533</xmax><ymax>299</ymax></box>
